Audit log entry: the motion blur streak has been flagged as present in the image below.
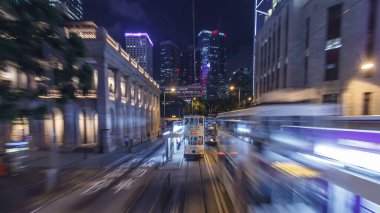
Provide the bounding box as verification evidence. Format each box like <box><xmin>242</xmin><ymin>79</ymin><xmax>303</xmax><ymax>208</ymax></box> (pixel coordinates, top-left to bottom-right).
<box><xmin>314</xmin><ymin>144</ymin><xmax>380</xmax><ymax>173</ymax></box>
<box><xmin>216</xmin><ymin>103</ymin><xmax>380</xmax><ymax>212</ymax></box>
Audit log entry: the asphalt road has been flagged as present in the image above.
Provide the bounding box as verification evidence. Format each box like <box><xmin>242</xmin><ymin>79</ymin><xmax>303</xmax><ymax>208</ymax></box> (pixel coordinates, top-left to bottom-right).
<box><xmin>131</xmin><ymin>146</ymin><xmax>235</xmax><ymax>213</ymax></box>
<box><xmin>30</xmin><ymin>141</ymin><xmax>164</xmax><ymax>213</ymax></box>
<box><xmin>28</xmin><ymin>142</ymin><xmax>234</xmax><ymax>213</ymax></box>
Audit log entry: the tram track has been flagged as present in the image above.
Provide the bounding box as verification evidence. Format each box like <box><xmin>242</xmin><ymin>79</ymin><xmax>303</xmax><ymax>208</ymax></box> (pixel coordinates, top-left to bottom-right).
<box><xmin>176</xmin><ymin>159</ymin><xmax>208</xmax><ymax>213</ymax></box>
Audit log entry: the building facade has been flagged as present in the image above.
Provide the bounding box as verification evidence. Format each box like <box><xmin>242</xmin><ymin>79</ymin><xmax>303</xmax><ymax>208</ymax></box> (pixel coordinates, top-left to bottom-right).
<box><xmin>159</xmin><ymin>40</ymin><xmax>180</xmax><ymax>87</ymax></box>
<box><xmin>0</xmin><ymin>21</ymin><xmax>161</xmax><ymax>153</ymax></box>
<box><xmin>179</xmin><ymin>46</ymin><xmax>201</xmax><ymax>86</ymax></box>
<box><xmin>254</xmin><ymin>0</ymin><xmax>380</xmax><ymax>115</ymax></box>
<box><xmin>198</xmin><ymin>30</ymin><xmax>227</xmax><ymax>100</ymax></box>
<box><xmin>49</xmin><ymin>0</ymin><xmax>83</xmax><ymax>20</ymax></box>
<box><xmin>125</xmin><ymin>33</ymin><xmax>153</xmax><ymax>76</ymax></box>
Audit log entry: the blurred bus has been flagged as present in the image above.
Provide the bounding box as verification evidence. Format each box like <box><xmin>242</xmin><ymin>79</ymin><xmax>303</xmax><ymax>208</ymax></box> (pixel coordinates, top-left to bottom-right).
<box><xmin>183</xmin><ymin>115</ymin><xmax>205</xmax><ymax>159</ymax></box>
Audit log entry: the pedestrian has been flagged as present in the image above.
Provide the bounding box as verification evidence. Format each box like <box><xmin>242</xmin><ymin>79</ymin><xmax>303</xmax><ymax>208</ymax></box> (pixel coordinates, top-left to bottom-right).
<box><xmin>124</xmin><ymin>136</ymin><xmax>130</xmax><ymax>153</ymax></box>
<box><xmin>147</xmin><ymin>131</ymin><xmax>151</xmax><ymax>141</ymax></box>
<box><xmin>128</xmin><ymin>138</ymin><xmax>132</xmax><ymax>153</ymax></box>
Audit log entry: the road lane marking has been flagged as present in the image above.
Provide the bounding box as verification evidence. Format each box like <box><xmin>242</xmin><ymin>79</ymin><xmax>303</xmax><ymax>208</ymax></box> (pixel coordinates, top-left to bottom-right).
<box><xmin>81</xmin><ymin>178</ymin><xmax>114</xmax><ymax>195</ymax></box>
<box><xmin>113</xmin><ymin>179</ymin><xmax>136</xmax><ymax>193</ymax></box>
<box><xmin>81</xmin><ymin>157</ymin><xmax>156</xmax><ymax>195</ymax></box>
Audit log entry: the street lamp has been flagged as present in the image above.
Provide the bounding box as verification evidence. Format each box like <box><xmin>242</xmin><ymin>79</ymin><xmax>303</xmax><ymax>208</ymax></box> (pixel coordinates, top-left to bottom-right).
<box><xmin>192</xmin><ymin>97</ymin><xmax>196</xmax><ymax>115</ymax></box>
<box><xmin>230</xmin><ymin>86</ymin><xmax>241</xmax><ymax>109</ymax></box>
<box><xmin>361</xmin><ymin>62</ymin><xmax>375</xmax><ymax>77</ymax></box>
<box><xmin>163</xmin><ymin>87</ymin><xmax>176</xmax><ymax>119</ymax></box>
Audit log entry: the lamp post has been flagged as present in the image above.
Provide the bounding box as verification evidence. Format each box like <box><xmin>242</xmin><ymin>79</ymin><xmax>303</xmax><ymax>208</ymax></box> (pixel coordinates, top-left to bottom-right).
<box><xmin>192</xmin><ymin>97</ymin><xmax>196</xmax><ymax>115</ymax></box>
<box><xmin>163</xmin><ymin>87</ymin><xmax>176</xmax><ymax>119</ymax></box>
<box><xmin>230</xmin><ymin>86</ymin><xmax>241</xmax><ymax>109</ymax></box>
<box><xmin>361</xmin><ymin>62</ymin><xmax>375</xmax><ymax>77</ymax></box>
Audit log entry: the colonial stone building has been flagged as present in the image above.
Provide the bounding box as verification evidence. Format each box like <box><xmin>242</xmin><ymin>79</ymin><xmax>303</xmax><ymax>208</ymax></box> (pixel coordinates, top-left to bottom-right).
<box><xmin>2</xmin><ymin>22</ymin><xmax>160</xmax><ymax>152</ymax></box>
<box><xmin>254</xmin><ymin>0</ymin><xmax>380</xmax><ymax>116</ymax></box>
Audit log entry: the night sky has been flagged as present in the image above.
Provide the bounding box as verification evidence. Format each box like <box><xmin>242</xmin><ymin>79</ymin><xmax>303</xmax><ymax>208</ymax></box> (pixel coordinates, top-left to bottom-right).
<box><xmin>83</xmin><ymin>0</ymin><xmax>253</xmax><ymax>78</ymax></box>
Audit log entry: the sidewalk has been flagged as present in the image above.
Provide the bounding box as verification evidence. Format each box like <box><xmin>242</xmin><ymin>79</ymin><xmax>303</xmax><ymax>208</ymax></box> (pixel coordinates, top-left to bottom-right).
<box><xmin>23</xmin><ymin>138</ymin><xmax>161</xmax><ymax>169</ymax></box>
<box><xmin>159</xmin><ymin>146</ymin><xmax>184</xmax><ymax>170</ymax></box>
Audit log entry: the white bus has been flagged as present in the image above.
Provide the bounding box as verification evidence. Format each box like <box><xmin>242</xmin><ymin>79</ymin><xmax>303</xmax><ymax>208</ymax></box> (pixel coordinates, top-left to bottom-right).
<box><xmin>183</xmin><ymin>115</ymin><xmax>205</xmax><ymax>159</ymax></box>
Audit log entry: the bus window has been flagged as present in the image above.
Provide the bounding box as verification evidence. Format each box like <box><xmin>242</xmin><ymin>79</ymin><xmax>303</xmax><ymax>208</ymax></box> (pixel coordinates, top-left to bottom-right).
<box><xmin>190</xmin><ymin>118</ymin><xmax>194</xmax><ymax>126</ymax></box>
<box><xmin>191</xmin><ymin>137</ymin><xmax>197</xmax><ymax>145</ymax></box>
<box><xmin>199</xmin><ymin>118</ymin><xmax>203</xmax><ymax>126</ymax></box>
<box><xmin>197</xmin><ymin>136</ymin><xmax>203</xmax><ymax>145</ymax></box>
<box><xmin>185</xmin><ymin>118</ymin><xmax>189</xmax><ymax>125</ymax></box>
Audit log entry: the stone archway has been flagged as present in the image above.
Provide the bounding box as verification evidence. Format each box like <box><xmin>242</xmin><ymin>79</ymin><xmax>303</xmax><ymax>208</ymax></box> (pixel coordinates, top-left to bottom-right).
<box><xmin>45</xmin><ymin>108</ymin><xmax>64</xmax><ymax>146</ymax></box>
<box><xmin>79</xmin><ymin>109</ymin><xmax>88</xmax><ymax>144</ymax></box>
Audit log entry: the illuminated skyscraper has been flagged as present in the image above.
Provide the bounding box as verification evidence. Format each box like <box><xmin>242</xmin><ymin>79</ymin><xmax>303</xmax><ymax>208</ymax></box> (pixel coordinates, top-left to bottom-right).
<box><xmin>197</xmin><ymin>30</ymin><xmax>227</xmax><ymax>100</ymax></box>
<box><xmin>179</xmin><ymin>45</ymin><xmax>200</xmax><ymax>86</ymax></box>
<box><xmin>10</xmin><ymin>0</ymin><xmax>83</xmax><ymax>20</ymax></box>
<box><xmin>159</xmin><ymin>40</ymin><xmax>180</xmax><ymax>86</ymax></box>
<box><xmin>49</xmin><ymin>0</ymin><xmax>83</xmax><ymax>20</ymax></box>
<box><xmin>125</xmin><ymin>33</ymin><xmax>153</xmax><ymax>76</ymax></box>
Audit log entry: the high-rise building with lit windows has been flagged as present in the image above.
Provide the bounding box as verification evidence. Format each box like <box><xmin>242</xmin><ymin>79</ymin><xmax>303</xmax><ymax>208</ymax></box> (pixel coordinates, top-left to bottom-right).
<box><xmin>179</xmin><ymin>45</ymin><xmax>201</xmax><ymax>86</ymax></box>
<box><xmin>125</xmin><ymin>33</ymin><xmax>153</xmax><ymax>76</ymax></box>
<box><xmin>10</xmin><ymin>0</ymin><xmax>83</xmax><ymax>20</ymax></box>
<box><xmin>49</xmin><ymin>0</ymin><xmax>83</xmax><ymax>20</ymax></box>
<box><xmin>197</xmin><ymin>30</ymin><xmax>227</xmax><ymax>100</ymax></box>
<box><xmin>158</xmin><ymin>40</ymin><xmax>180</xmax><ymax>86</ymax></box>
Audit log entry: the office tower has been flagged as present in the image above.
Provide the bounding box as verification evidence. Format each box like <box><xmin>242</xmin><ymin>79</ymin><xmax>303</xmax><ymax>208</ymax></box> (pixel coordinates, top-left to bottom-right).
<box><xmin>198</xmin><ymin>30</ymin><xmax>227</xmax><ymax>100</ymax></box>
<box><xmin>49</xmin><ymin>0</ymin><xmax>83</xmax><ymax>20</ymax></box>
<box><xmin>158</xmin><ymin>40</ymin><xmax>180</xmax><ymax>86</ymax></box>
<box><xmin>125</xmin><ymin>33</ymin><xmax>153</xmax><ymax>75</ymax></box>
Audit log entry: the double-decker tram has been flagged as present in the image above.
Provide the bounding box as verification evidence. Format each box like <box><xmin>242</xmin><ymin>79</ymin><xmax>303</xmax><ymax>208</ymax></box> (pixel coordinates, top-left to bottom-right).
<box><xmin>183</xmin><ymin>115</ymin><xmax>205</xmax><ymax>159</ymax></box>
<box><xmin>216</xmin><ymin>104</ymin><xmax>380</xmax><ymax>212</ymax></box>
<box><xmin>205</xmin><ymin>116</ymin><xmax>217</xmax><ymax>146</ymax></box>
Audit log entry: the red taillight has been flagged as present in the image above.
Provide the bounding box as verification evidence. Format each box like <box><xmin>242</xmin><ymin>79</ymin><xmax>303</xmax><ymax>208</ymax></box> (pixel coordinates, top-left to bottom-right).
<box><xmin>218</xmin><ymin>152</ymin><xmax>225</xmax><ymax>155</ymax></box>
<box><xmin>229</xmin><ymin>151</ymin><xmax>239</xmax><ymax>155</ymax></box>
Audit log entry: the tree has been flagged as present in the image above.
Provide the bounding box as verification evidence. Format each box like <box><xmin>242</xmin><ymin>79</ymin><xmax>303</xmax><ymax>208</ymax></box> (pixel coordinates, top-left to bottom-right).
<box><xmin>0</xmin><ymin>0</ymin><xmax>92</xmax><ymax>118</ymax></box>
<box><xmin>207</xmin><ymin>98</ymin><xmax>237</xmax><ymax>114</ymax></box>
<box><xmin>183</xmin><ymin>99</ymin><xmax>206</xmax><ymax>115</ymax></box>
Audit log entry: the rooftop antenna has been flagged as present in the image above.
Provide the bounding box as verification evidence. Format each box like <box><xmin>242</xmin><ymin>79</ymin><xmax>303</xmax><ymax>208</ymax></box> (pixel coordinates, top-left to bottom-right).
<box><xmin>192</xmin><ymin>0</ymin><xmax>197</xmax><ymax>84</ymax></box>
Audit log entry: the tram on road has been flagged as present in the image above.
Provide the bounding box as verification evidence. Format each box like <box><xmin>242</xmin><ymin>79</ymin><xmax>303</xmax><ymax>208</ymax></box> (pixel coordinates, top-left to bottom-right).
<box><xmin>216</xmin><ymin>103</ymin><xmax>380</xmax><ymax>212</ymax></box>
<box><xmin>205</xmin><ymin>116</ymin><xmax>217</xmax><ymax>146</ymax></box>
<box><xmin>183</xmin><ymin>115</ymin><xmax>205</xmax><ymax>159</ymax></box>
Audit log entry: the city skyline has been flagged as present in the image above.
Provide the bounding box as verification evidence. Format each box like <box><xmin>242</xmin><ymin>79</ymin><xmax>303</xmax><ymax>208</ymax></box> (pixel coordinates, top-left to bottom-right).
<box><xmin>83</xmin><ymin>0</ymin><xmax>253</xmax><ymax>79</ymax></box>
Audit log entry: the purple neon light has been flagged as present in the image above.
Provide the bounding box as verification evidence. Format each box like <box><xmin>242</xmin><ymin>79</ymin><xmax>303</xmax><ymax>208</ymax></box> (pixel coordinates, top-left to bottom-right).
<box><xmin>125</xmin><ymin>33</ymin><xmax>153</xmax><ymax>46</ymax></box>
<box><xmin>282</xmin><ymin>126</ymin><xmax>380</xmax><ymax>144</ymax></box>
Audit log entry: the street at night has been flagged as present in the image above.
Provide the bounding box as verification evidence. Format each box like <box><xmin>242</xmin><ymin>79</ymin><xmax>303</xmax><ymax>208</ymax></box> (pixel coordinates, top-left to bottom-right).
<box><xmin>2</xmin><ymin>0</ymin><xmax>380</xmax><ymax>212</ymax></box>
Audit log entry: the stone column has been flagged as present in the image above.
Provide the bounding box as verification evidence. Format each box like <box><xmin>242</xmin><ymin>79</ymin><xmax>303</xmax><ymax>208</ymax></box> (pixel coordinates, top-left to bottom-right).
<box><xmin>156</xmin><ymin>95</ymin><xmax>161</xmax><ymax>134</ymax></box>
<box><xmin>140</xmin><ymin>88</ymin><xmax>146</xmax><ymax>140</ymax></box>
<box><xmin>114</xmin><ymin>69</ymin><xmax>123</xmax><ymax>144</ymax></box>
<box><xmin>148</xmin><ymin>92</ymin><xmax>153</xmax><ymax>135</ymax></box>
<box><xmin>28</xmin><ymin>119</ymin><xmax>46</xmax><ymax>150</ymax></box>
<box><xmin>134</xmin><ymin>85</ymin><xmax>140</xmax><ymax>142</ymax></box>
<box><xmin>63</xmin><ymin>100</ymin><xmax>78</xmax><ymax>149</ymax></box>
<box><xmin>96</xmin><ymin>62</ymin><xmax>110</xmax><ymax>153</ymax></box>
<box><xmin>125</xmin><ymin>77</ymin><xmax>131</xmax><ymax>138</ymax></box>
